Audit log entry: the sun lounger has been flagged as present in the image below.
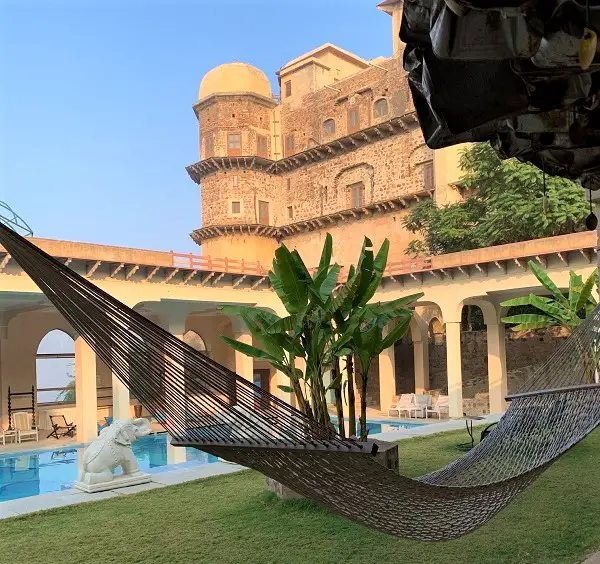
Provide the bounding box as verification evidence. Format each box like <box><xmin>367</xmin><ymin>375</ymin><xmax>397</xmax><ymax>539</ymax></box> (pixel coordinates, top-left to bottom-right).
<box><xmin>426</xmin><ymin>395</ymin><xmax>449</xmax><ymax>419</ymax></box>
<box><xmin>388</xmin><ymin>393</ymin><xmax>415</xmax><ymax>418</ymax></box>
<box><xmin>408</xmin><ymin>394</ymin><xmax>432</xmax><ymax>418</ymax></box>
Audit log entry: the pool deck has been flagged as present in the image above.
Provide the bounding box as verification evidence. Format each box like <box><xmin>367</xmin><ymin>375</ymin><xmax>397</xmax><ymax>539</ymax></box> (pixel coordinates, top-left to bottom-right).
<box><xmin>0</xmin><ymin>413</ymin><xmax>504</xmax><ymax>519</ymax></box>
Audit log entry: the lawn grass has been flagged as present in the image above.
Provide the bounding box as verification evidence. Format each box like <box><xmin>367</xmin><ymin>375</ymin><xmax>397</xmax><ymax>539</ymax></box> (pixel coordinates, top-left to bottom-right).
<box><xmin>1</xmin><ymin>427</ymin><xmax>599</xmax><ymax>564</ymax></box>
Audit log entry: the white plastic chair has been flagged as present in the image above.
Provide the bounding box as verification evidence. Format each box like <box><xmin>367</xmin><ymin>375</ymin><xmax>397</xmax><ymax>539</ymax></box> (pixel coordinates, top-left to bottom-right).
<box><xmin>408</xmin><ymin>394</ymin><xmax>432</xmax><ymax>418</ymax></box>
<box><xmin>13</xmin><ymin>412</ymin><xmax>39</xmax><ymax>443</ymax></box>
<box><xmin>426</xmin><ymin>395</ymin><xmax>449</xmax><ymax>419</ymax></box>
<box><xmin>388</xmin><ymin>394</ymin><xmax>415</xmax><ymax>418</ymax></box>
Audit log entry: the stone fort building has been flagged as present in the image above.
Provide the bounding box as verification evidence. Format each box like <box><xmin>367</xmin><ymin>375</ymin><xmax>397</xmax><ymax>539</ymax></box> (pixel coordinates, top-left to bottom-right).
<box><xmin>186</xmin><ymin>0</ymin><xmax>463</xmax><ymax>269</ymax></box>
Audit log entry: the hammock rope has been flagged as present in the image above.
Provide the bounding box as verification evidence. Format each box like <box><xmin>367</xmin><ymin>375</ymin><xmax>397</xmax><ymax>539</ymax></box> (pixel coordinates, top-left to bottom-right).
<box><xmin>1</xmin><ymin>221</ymin><xmax>599</xmax><ymax>541</ymax></box>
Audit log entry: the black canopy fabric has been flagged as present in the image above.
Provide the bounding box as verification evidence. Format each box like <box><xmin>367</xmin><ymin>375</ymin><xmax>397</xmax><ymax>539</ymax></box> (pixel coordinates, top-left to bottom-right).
<box><xmin>1</xmin><ymin>221</ymin><xmax>598</xmax><ymax>540</ymax></box>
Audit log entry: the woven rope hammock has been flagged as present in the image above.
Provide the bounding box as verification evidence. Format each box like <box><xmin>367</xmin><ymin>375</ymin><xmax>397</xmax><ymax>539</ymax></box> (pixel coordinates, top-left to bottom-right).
<box><xmin>1</xmin><ymin>221</ymin><xmax>599</xmax><ymax>541</ymax></box>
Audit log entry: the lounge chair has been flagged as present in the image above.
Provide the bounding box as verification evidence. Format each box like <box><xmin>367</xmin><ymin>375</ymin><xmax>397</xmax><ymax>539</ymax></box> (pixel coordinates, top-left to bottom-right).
<box><xmin>426</xmin><ymin>395</ymin><xmax>449</xmax><ymax>419</ymax></box>
<box><xmin>47</xmin><ymin>415</ymin><xmax>76</xmax><ymax>439</ymax></box>
<box><xmin>388</xmin><ymin>393</ymin><xmax>415</xmax><ymax>418</ymax></box>
<box><xmin>13</xmin><ymin>411</ymin><xmax>39</xmax><ymax>443</ymax></box>
<box><xmin>408</xmin><ymin>394</ymin><xmax>432</xmax><ymax>418</ymax></box>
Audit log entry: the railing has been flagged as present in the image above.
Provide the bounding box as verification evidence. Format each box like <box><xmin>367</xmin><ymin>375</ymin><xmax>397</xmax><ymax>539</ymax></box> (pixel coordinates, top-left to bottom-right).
<box><xmin>170</xmin><ymin>251</ymin><xmax>431</xmax><ymax>281</ymax></box>
<box><xmin>385</xmin><ymin>256</ymin><xmax>432</xmax><ymax>276</ymax></box>
<box><xmin>170</xmin><ymin>252</ymin><xmax>270</xmax><ymax>275</ymax></box>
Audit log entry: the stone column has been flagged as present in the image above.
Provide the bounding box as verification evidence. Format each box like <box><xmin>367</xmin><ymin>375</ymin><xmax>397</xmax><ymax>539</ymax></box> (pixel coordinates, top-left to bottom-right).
<box><xmin>112</xmin><ymin>374</ymin><xmax>130</xmax><ymax>420</ymax></box>
<box><xmin>487</xmin><ymin>322</ymin><xmax>508</xmax><ymax>414</ymax></box>
<box><xmin>232</xmin><ymin>325</ymin><xmax>254</xmax><ymax>383</ymax></box>
<box><xmin>445</xmin><ymin>321</ymin><xmax>463</xmax><ymax>418</ymax></box>
<box><xmin>75</xmin><ymin>337</ymin><xmax>98</xmax><ymax>443</ymax></box>
<box><xmin>275</xmin><ymin>370</ymin><xmax>292</xmax><ymax>404</ymax></box>
<box><xmin>0</xmin><ymin>321</ymin><xmax>7</xmax><ymax>430</ymax></box>
<box><xmin>379</xmin><ymin>326</ymin><xmax>396</xmax><ymax>414</ymax></box>
<box><xmin>163</xmin><ymin>318</ymin><xmax>187</xmax><ymax>464</ymax></box>
<box><xmin>413</xmin><ymin>337</ymin><xmax>430</xmax><ymax>394</ymax></box>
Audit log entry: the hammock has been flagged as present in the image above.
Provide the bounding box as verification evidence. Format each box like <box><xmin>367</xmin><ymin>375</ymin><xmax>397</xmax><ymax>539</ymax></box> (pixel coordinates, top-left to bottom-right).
<box><xmin>1</xmin><ymin>221</ymin><xmax>599</xmax><ymax>541</ymax></box>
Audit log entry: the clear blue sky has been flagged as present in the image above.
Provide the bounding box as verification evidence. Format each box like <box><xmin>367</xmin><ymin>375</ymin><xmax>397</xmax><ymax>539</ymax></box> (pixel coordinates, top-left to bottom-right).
<box><xmin>0</xmin><ymin>0</ymin><xmax>392</xmax><ymax>254</ymax></box>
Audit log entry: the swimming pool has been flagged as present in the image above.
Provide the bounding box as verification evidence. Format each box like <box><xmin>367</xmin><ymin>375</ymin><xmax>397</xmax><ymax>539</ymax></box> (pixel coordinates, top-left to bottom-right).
<box><xmin>333</xmin><ymin>417</ymin><xmax>424</xmax><ymax>435</ymax></box>
<box><xmin>0</xmin><ymin>433</ymin><xmax>218</xmax><ymax>503</ymax></box>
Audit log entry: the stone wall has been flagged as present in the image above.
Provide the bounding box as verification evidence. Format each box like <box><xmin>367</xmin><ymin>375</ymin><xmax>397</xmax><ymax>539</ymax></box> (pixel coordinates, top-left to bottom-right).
<box><xmin>201</xmin><ymin>170</ymin><xmax>283</xmax><ymax>227</ymax></box>
<box><xmin>280</xmin><ymin>129</ymin><xmax>432</xmax><ymax>224</ymax></box>
<box><xmin>427</xmin><ymin>329</ymin><xmax>567</xmax><ymax>415</ymax></box>
<box><xmin>279</xmin><ymin>57</ymin><xmax>413</xmax><ymax>154</ymax></box>
<box><xmin>197</xmin><ymin>95</ymin><xmax>274</xmax><ymax>160</ymax></box>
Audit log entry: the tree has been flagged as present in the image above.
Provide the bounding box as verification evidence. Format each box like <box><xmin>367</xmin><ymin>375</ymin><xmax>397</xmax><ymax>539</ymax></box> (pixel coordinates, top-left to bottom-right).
<box><xmin>404</xmin><ymin>142</ymin><xmax>588</xmax><ymax>256</ymax></box>
<box><xmin>219</xmin><ymin>234</ymin><xmax>422</xmax><ymax>441</ymax></box>
<box><xmin>58</xmin><ymin>370</ymin><xmax>75</xmax><ymax>403</ymax></box>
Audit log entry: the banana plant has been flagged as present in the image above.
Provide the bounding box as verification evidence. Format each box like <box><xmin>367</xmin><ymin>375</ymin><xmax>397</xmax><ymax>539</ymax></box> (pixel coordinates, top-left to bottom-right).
<box><xmin>501</xmin><ymin>261</ymin><xmax>597</xmax><ymax>333</ymax></box>
<box><xmin>219</xmin><ymin>235</ymin><xmax>342</xmax><ymax>431</ymax></box>
<box><xmin>501</xmin><ymin>261</ymin><xmax>598</xmax><ymax>383</ymax></box>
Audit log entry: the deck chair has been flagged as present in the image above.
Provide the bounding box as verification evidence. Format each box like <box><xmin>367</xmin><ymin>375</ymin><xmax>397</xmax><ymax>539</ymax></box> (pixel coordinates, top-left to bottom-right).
<box><xmin>388</xmin><ymin>394</ymin><xmax>415</xmax><ymax>418</ymax></box>
<box><xmin>409</xmin><ymin>394</ymin><xmax>432</xmax><ymax>418</ymax></box>
<box><xmin>426</xmin><ymin>395</ymin><xmax>449</xmax><ymax>419</ymax></box>
<box><xmin>47</xmin><ymin>415</ymin><xmax>76</xmax><ymax>439</ymax></box>
<box><xmin>13</xmin><ymin>411</ymin><xmax>39</xmax><ymax>443</ymax></box>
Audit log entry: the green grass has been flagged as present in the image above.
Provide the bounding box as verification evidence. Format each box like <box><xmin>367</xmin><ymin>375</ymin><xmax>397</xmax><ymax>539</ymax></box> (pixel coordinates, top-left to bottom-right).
<box><xmin>1</xmin><ymin>428</ymin><xmax>599</xmax><ymax>564</ymax></box>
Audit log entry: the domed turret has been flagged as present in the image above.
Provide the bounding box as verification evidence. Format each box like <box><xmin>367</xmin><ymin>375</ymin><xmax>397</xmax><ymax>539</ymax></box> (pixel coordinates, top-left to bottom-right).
<box><xmin>198</xmin><ymin>62</ymin><xmax>272</xmax><ymax>101</ymax></box>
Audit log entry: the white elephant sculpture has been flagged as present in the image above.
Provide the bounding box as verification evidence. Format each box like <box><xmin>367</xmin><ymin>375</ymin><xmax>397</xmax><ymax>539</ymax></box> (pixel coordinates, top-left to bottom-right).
<box><xmin>77</xmin><ymin>418</ymin><xmax>151</xmax><ymax>488</ymax></box>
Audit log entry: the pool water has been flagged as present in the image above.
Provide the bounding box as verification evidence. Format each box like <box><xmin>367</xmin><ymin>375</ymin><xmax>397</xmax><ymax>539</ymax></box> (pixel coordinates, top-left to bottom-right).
<box><xmin>0</xmin><ymin>433</ymin><xmax>218</xmax><ymax>503</ymax></box>
<box><xmin>333</xmin><ymin>418</ymin><xmax>424</xmax><ymax>435</ymax></box>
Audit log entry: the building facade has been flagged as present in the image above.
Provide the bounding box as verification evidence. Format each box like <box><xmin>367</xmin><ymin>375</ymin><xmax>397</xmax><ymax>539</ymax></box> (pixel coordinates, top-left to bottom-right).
<box><xmin>0</xmin><ymin>0</ymin><xmax>595</xmax><ymax>445</ymax></box>
<box><xmin>186</xmin><ymin>2</ymin><xmax>464</xmax><ymax>269</ymax></box>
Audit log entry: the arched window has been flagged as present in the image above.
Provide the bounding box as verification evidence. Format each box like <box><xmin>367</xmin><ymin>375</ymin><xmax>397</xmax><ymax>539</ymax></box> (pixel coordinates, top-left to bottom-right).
<box><xmin>184</xmin><ymin>330</ymin><xmax>208</xmax><ymax>356</ymax></box>
<box><xmin>36</xmin><ymin>330</ymin><xmax>75</xmax><ymax>404</ymax></box>
<box><xmin>323</xmin><ymin>119</ymin><xmax>336</xmax><ymax>136</ymax></box>
<box><xmin>374</xmin><ymin>98</ymin><xmax>389</xmax><ymax>118</ymax></box>
<box><xmin>429</xmin><ymin>318</ymin><xmax>444</xmax><ymax>337</ymax></box>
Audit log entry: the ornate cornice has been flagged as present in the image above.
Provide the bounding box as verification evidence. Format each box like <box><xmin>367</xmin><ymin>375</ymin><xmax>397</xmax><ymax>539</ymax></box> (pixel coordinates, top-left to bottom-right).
<box><xmin>186</xmin><ymin>156</ymin><xmax>275</xmax><ymax>184</ymax></box>
<box><xmin>185</xmin><ymin>112</ymin><xmax>419</xmax><ymax>184</ymax></box>
<box><xmin>190</xmin><ymin>191</ymin><xmax>433</xmax><ymax>245</ymax></box>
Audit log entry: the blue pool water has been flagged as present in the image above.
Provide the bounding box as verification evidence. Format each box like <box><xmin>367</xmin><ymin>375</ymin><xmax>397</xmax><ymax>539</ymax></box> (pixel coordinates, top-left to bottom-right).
<box><xmin>333</xmin><ymin>418</ymin><xmax>424</xmax><ymax>436</ymax></box>
<box><xmin>0</xmin><ymin>433</ymin><xmax>218</xmax><ymax>502</ymax></box>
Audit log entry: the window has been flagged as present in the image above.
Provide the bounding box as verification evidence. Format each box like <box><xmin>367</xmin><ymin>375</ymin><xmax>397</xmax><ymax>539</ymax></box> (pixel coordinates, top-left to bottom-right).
<box><xmin>284</xmin><ymin>80</ymin><xmax>291</xmax><ymax>98</ymax></box>
<box><xmin>227</xmin><ymin>133</ymin><xmax>241</xmax><ymax>156</ymax></box>
<box><xmin>287</xmin><ymin>205</ymin><xmax>294</xmax><ymax>220</ymax></box>
<box><xmin>204</xmin><ymin>134</ymin><xmax>214</xmax><ymax>157</ymax></box>
<box><xmin>233</xmin><ymin>175</ymin><xmax>239</xmax><ymax>187</ymax></box>
<box><xmin>422</xmin><ymin>161</ymin><xmax>434</xmax><ymax>191</ymax></box>
<box><xmin>257</xmin><ymin>135</ymin><xmax>268</xmax><ymax>157</ymax></box>
<box><xmin>348</xmin><ymin>182</ymin><xmax>365</xmax><ymax>209</ymax></box>
<box><xmin>347</xmin><ymin>108</ymin><xmax>360</xmax><ymax>133</ymax></box>
<box><xmin>258</xmin><ymin>200</ymin><xmax>270</xmax><ymax>225</ymax></box>
<box><xmin>286</xmin><ymin>178</ymin><xmax>291</xmax><ymax>193</ymax></box>
<box><xmin>231</xmin><ymin>201</ymin><xmax>241</xmax><ymax>214</ymax></box>
<box><xmin>36</xmin><ymin>330</ymin><xmax>75</xmax><ymax>405</ymax></box>
<box><xmin>284</xmin><ymin>135</ymin><xmax>294</xmax><ymax>156</ymax></box>
<box><xmin>323</xmin><ymin>119</ymin><xmax>336</xmax><ymax>136</ymax></box>
<box><xmin>374</xmin><ymin>98</ymin><xmax>389</xmax><ymax>118</ymax></box>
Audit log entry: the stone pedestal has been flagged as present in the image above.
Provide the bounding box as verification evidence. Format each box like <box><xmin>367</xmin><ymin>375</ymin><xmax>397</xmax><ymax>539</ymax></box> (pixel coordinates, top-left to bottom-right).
<box><xmin>74</xmin><ymin>471</ymin><xmax>152</xmax><ymax>493</ymax></box>
<box><xmin>368</xmin><ymin>439</ymin><xmax>400</xmax><ymax>472</ymax></box>
<box><xmin>265</xmin><ymin>476</ymin><xmax>304</xmax><ymax>500</ymax></box>
<box><xmin>266</xmin><ymin>439</ymin><xmax>399</xmax><ymax>500</ymax></box>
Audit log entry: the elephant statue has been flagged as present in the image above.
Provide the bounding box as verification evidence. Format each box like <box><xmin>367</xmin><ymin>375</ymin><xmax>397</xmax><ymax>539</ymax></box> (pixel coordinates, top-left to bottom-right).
<box><xmin>78</xmin><ymin>418</ymin><xmax>151</xmax><ymax>486</ymax></box>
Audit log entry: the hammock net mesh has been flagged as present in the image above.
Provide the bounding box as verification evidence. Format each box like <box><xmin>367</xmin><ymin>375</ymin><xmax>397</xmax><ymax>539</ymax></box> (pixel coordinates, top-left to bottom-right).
<box><xmin>1</xmin><ymin>221</ymin><xmax>599</xmax><ymax>541</ymax></box>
